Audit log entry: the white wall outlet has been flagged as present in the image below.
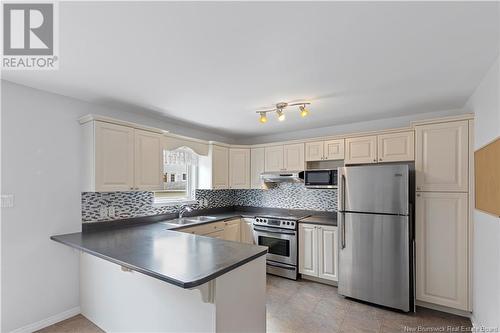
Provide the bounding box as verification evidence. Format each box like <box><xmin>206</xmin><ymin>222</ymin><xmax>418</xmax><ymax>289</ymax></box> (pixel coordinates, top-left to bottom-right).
<box><xmin>99</xmin><ymin>206</ymin><xmax>108</xmax><ymax>218</ymax></box>
<box><xmin>108</xmin><ymin>206</ymin><xmax>115</xmax><ymax>217</ymax></box>
<box><xmin>203</xmin><ymin>199</ymin><xmax>208</xmax><ymax>206</ymax></box>
<box><xmin>1</xmin><ymin>194</ymin><xmax>14</xmax><ymax>208</ymax></box>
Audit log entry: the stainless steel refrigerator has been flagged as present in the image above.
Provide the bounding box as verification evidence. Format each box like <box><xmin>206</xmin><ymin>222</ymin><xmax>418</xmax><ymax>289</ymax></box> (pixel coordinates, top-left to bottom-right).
<box><xmin>338</xmin><ymin>164</ymin><xmax>413</xmax><ymax>312</ymax></box>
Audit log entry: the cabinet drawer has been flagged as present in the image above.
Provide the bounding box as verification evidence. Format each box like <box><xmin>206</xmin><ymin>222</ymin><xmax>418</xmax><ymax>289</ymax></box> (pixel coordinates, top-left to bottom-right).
<box><xmin>179</xmin><ymin>221</ymin><xmax>225</xmax><ymax>235</ymax></box>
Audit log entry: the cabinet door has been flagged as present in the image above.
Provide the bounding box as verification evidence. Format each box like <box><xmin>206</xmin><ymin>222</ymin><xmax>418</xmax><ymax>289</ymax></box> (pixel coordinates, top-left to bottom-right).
<box><xmin>318</xmin><ymin>225</ymin><xmax>338</xmax><ymax>281</ymax></box>
<box><xmin>265</xmin><ymin>146</ymin><xmax>284</xmax><ymax>172</ymax></box>
<box><xmin>250</xmin><ymin>148</ymin><xmax>265</xmax><ymax>189</ymax></box>
<box><xmin>212</xmin><ymin>145</ymin><xmax>229</xmax><ymax>189</ymax></box>
<box><xmin>305</xmin><ymin>141</ymin><xmax>324</xmax><ymax>161</ymax></box>
<box><xmin>345</xmin><ymin>136</ymin><xmax>377</xmax><ymax>164</ymax></box>
<box><xmin>223</xmin><ymin>219</ymin><xmax>241</xmax><ymax>242</ymax></box>
<box><xmin>415</xmin><ymin>121</ymin><xmax>468</xmax><ymax>192</ymax></box>
<box><xmin>229</xmin><ymin>149</ymin><xmax>250</xmax><ymax>189</ymax></box>
<box><xmin>324</xmin><ymin>139</ymin><xmax>345</xmax><ymax>160</ymax></box>
<box><xmin>205</xmin><ymin>230</ymin><xmax>225</xmax><ymax>239</ymax></box>
<box><xmin>240</xmin><ymin>218</ymin><xmax>255</xmax><ymax>244</ymax></box>
<box><xmin>299</xmin><ymin>224</ymin><xmax>318</xmax><ymax>276</ymax></box>
<box><xmin>377</xmin><ymin>131</ymin><xmax>414</xmax><ymax>162</ymax></box>
<box><xmin>134</xmin><ymin>130</ymin><xmax>163</xmax><ymax>191</ymax></box>
<box><xmin>95</xmin><ymin>121</ymin><xmax>135</xmax><ymax>191</ymax></box>
<box><xmin>416</xmin><ymin>192</ymin><xmax>468</xmax><ymax>310</ymax></box>
<box><xmin>284</xmin><ymin>143</ymin><xmax>305</xmax><ymax>171</ymax></box>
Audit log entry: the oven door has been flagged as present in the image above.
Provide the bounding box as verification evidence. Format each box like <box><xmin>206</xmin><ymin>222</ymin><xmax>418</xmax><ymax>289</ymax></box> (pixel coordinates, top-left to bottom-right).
<box><xmin>253</xmin><ymin>225</ymin><xmax>297</xmax><ymax>266</ymax></box>
<box><xmin>305</xmin><ymin>170</ymin><xmax>336</xmax><ymax>188</ymax></box>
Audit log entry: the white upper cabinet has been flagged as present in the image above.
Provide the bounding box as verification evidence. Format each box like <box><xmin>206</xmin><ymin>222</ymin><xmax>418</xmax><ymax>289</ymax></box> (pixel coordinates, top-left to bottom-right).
<box><xmin>345</xmin><ymin>136</ymin><xmax>378</xmax><ymax>164</ymax></box>
<box><xmin>93</xmin><ymin>121</ymin><xmax>136</xmax><ymax>192</ymax></box>
<box><xmin>229</xmin><ymin>148</ymin><xmax>250</xmax><ymax>189</ymax></box>
<box><xmin>211</xmin><ymin>145</ymin><xmax>229</xmax><ymax>189</ymax></box>
<box><xmin>134</xmin><ymin>129</ymin><xmax>163</xmax><ymax>191</ymax></box>
<box><xmin>415</xmin><ymin>121</ymin><xmax>468</xmax><ymax>192</ymax></box>
<box><xmin>83</xmin><ymin>120</ymin><xmax>164</xmax><ymax>192</ymax></box>
<box><xmin>346</xmin><ymin>132</ymin><xmax>414</xmax><ymax>165</ymax></box>
<box><xmin>284</xmin><ymin>143</ymin><xmax>305</xmax><ymax>171</ymax></box>
<box><xmin>416</xmin><ymin>191</ymin><xmax>468</xmax><ymax>310</ymax></box>
<box><xmin>324</xmin><ymin>139</ymin><xmax>345</xmax><ymax>160</ymax></box>
<box><xmin>377</xmin><ymin>131</ymin><xmax>414</xmax><ymax>163</ymax></box>
<box><xmin>250</xmin><ymin>148</ymin><xmax>265</xmax><ymax>189</ymax></box>
<box><xmin>305</xmin><ymin>141</ymin><xmax>324</xmax><ymax>161</ymax></box>
<box><xmin>265</xmin><ymin>146</ymin><xmax>284</xmax><ymax>172</ymax></box>
<box><xmin>306</xmin><ymin>139</ymin><xmax>344</xmax><ymax>161</ymax></box>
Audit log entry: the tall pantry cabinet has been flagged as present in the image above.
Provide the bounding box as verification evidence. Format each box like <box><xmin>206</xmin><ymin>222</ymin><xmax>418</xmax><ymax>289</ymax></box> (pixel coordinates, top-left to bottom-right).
<box><xmin>414</xmin><ymin>119</ymin><xmax>472</xmax><ymax>311</ymax></box>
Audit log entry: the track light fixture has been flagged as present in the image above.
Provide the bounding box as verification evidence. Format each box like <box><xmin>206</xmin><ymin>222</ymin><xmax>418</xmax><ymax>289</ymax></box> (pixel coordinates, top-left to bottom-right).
<box><xmin>277</xmin><ymin>109</ymin><xmax>286</xmax><ymax>121</ymax></box>
<box><xmin>259</xmin><ymin>112</ymin><xmax>268</xmax><ymax>123</ymax></box>
<box><xmin>256</xmin><ymin>101</ymin><xmax>311</xmax><ymax>124</ymax></box>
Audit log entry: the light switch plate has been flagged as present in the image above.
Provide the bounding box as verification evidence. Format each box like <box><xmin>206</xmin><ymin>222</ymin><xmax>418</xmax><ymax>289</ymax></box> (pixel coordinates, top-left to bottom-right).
<box><xmin>1</xmin><ymin>194</ymin><xmax>14</xmax><ymax>208</ymax></box>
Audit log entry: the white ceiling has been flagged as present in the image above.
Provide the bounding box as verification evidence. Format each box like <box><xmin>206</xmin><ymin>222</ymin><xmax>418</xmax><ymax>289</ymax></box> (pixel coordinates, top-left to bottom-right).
<box><xmin>3</xmin><ymin>1</ymin><xmax>499</xmax><ymax>139</ymax></box>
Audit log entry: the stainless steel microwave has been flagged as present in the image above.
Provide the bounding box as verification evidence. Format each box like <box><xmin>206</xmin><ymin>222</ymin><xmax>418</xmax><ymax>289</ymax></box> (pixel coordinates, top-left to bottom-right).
<box><xmin>304</xmin><ymin>169</ymin><xmax>338</xmax><ymax>189</ymax></box>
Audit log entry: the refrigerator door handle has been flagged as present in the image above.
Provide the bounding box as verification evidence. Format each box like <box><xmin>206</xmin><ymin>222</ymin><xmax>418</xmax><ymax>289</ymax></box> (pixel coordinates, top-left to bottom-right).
<box><xmin>339</xmin><ymin>213</ymin><xmax>345</xmax><ymax>249</ymax></box>
<box><xmin>338</xmin><ymin>169</ymin><xmax>346</xmax><ymax>212</ymax></box>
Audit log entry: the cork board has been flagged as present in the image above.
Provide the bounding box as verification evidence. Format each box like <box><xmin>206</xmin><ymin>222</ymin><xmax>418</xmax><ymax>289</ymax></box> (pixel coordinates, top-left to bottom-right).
<box><xmin>474</xmin><ymin>137</ymin><xmax>500</xmax><ymax>217</ymax></box>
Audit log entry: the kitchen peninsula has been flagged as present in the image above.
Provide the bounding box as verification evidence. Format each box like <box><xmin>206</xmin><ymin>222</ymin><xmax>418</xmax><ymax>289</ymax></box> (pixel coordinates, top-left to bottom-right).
<box><xmin>51</xmin><ymin>216</ymin><xmax>267</xmax><ymax>333</ymax></box>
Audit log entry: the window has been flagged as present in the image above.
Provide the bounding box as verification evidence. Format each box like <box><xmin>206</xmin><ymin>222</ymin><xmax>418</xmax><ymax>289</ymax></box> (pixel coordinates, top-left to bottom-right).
<box><xmin>154</xmin><ymin>147</ymin><xmax>199</xmax><ymax>205</ymax></box>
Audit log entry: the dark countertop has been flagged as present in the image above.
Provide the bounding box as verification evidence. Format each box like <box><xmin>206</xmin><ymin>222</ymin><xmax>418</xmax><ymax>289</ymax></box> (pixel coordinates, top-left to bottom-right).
<box><xmin>51</xmin><ymin>221</ymin><xmax>267</xmax><ymax>289</ymax></box>
<box><xmin>299</xmin><ymin>215</ymin><xmax>337</xmax><ymax>226</ymax></box>
<box><xmin>54</xmin><ymin>206</ymin><xmax>335</xmax><ymax>289</ymax></box>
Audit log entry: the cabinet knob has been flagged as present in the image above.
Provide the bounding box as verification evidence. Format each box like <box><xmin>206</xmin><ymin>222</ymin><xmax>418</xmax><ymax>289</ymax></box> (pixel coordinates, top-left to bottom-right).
<box><xmin>379</xmin><ymin>158</ymin><xmax>383</xmax><ymax>161</ymax></box>
<box><xmin>373</xmin><ymin>159</ymin><xmax>377</xmax><ymax>162</ymax></box>
<box><xmin>417</xmin><ymin>186</ymin><xmax>421</xmax><ymax>190</ymax></box>
<box><xmin>417</xmin><ymin>194</ymin><xmax>421</xmax><ymax>197</ymax></box>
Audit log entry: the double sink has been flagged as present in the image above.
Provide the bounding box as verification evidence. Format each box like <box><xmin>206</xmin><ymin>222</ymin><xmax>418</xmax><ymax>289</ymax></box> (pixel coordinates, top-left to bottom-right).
<box><xmin>161</xmin><ymin>215</ymin><xmax>219</xmax><ymax>227</ymax></box>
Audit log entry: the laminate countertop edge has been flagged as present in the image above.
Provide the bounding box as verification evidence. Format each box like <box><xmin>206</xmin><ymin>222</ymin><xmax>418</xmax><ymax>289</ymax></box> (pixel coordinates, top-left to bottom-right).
<box><xmin>50</xmin><ymin>230</ymin><xmax>268</xmax><ymax>289</ymax></box>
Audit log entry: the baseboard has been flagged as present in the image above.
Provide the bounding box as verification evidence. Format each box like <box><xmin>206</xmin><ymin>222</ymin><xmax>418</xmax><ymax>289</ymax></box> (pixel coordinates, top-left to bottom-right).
<box><xmin>416</xmin><ymin>300</ymin><xmax>471</xmax><ymax>318</ymax></box>
<box><xmin>470</xmin><ymin>315</ymin><xmax>478</xmax><ymax>328</ymax></box>
<box><xmin>300</xmin><ymin>274</ymin><xmax>338</xmax><ymax>286</ymax></box>
<box><xmin>9</xmin><ymin>307</ymin><xmax>81</xmax><ymax>333</ymax></box>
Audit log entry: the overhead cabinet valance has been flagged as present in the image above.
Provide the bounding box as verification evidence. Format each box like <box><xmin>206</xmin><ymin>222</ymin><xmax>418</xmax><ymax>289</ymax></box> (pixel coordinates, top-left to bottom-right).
<box><xmin>162</xmin><ymin>136</ymin><xmax>209</xmax><ymax>156</ymax></box>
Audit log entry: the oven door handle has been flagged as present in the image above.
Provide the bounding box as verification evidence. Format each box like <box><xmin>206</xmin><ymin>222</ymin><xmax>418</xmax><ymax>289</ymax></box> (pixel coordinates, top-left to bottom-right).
<box><xmin>266</xmin><ymin>262</ymin><xmax>296</xmax><ymax>270</ymax></box>
<box><xmin>253</xmin><ymin>227</ymin><xmax>296</xmax><ymax>235</ymax></box>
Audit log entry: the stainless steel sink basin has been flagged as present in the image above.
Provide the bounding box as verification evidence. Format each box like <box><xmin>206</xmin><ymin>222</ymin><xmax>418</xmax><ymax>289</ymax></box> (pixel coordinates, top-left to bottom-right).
<box><xmin>185</xmin><ymin>216</ymin><xmax>218</xmax><ymax>222</ymax></box>
<box><xmin>162</xmin><ymin>216</ymin><xmax>218</xmax><ymax>226</ymax></box>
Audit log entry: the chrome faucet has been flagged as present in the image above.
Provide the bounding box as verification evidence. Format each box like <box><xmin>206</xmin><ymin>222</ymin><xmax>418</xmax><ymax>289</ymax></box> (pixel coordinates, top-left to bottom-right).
<box><xmin>178</xmin><ymin>205</ymin><xmax>193</xmax><ymax>218</ymax></box>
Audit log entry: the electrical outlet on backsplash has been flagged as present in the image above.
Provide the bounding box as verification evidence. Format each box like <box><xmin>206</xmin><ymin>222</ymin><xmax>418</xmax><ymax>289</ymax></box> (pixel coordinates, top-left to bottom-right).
<box><xmin>81</xmin><ymin>183</ymin><xmax>337</xmax><ymax>223</ymax></box>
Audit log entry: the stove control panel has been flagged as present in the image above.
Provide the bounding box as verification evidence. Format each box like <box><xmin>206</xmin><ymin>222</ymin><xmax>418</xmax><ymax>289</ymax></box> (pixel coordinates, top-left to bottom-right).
<box><xmin>254</xmin><ymin>217</ymin><xmax>296</xmax><ymax>230</ymax></box>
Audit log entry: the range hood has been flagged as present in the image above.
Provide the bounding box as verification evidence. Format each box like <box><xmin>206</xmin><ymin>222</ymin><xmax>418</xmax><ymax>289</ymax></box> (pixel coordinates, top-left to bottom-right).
<box><xmin>260</xmin><ymin>171</ymin><xmax>304</xmax><ymax>183</ymax></box>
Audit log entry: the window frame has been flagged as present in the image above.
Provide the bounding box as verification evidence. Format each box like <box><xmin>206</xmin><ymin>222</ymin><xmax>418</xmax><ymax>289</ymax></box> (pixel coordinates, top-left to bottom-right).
<box><xmin>154</xmin><ymin>160</ymin><xmax>198</xmax><ymax>207</ymax></box>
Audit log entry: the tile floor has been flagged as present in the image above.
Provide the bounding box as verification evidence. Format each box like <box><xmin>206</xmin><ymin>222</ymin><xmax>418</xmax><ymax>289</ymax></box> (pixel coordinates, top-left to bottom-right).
<box><xmin>37</xmin><ymin>275</ymin><xmax>471</xmax><ymax>333</ymax></box>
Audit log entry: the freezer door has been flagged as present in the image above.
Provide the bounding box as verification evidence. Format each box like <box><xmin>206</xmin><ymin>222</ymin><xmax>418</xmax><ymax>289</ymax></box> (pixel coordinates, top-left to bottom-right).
<box><xmin>340</xmin><ymin>164</ymin><xmax>409</xmax><ymax>215</ymax></box>
<box><xmin>338</xmin><ymin>212</ymin><xmax>410</xmax><ymax>311</ymax></box>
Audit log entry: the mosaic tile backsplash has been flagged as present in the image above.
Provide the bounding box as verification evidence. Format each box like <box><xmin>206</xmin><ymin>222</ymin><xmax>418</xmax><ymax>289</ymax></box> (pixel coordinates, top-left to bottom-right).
<box><xmin>82</xmin><ymin>183</ymin><xmax>337</xmax><ymax>223</ymax></box>
<box><xmin>234</xmin><ymin>183</ymin><xmax>337</xmax><ymax>212</ymax></box>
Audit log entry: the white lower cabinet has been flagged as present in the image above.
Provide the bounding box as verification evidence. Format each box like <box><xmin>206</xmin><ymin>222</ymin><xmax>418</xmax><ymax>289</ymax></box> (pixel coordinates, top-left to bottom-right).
<box><xmin>416</xmin><ymin>191</ymin><xmax>468</xmax><ymax>310</ymax></box>
<box><xmin>223</xmin><ymin>219</ymin><xmax>241</xmax><ymax>242</ymax></box>
<box><xmin>299</xmin><ymin>224</ymin><xmax>318</xmax><ymax>276</ymax></box>
<box><xmin>179</xmin><ymin>218</ymin><xmax>243</xmax><ymax>242</ymax></box>
<box><xmin>206</xmin><ymin>230</ymin><xmax>225</xmax><ymax>239</ymax></box>
<box><xmin>299</xmin><ymin>224</ymin><xmax>338</xmax><ymax>282</ymax></box>
<box><xmin>318</xmin><ymin>225</ymin><xmax>339</xmax><ymax>281</ymax></box>
<box><xmin>241</xmin><ymin>218</ymin><xmax>255</xmax><ymax>244</ymax></box>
